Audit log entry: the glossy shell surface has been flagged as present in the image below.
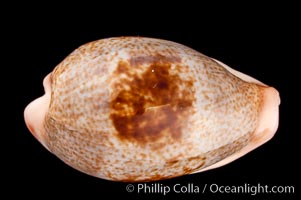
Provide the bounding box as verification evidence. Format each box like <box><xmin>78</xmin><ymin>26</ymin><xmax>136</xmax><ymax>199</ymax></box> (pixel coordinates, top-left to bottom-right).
<box><xmin>40</xmin><ymin>37</ymin><xmax>264</xmax><ymax>181</ymax></box>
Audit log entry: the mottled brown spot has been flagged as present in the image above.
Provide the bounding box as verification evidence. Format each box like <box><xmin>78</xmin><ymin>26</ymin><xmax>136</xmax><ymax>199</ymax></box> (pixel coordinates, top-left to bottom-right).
<box><xmin>166</xmin><ymin>155</ymin><xmax>206</xmax><ymax>174</ymax></box>
<box><xmin>110</xmin><ymin>60</ymin><xmax>195</xmax><ymax>144</ymax></box>
<box><xmin>129</xmin><ymin>54</ymin><xmax>181</xmax><ymax>66</ymax></box>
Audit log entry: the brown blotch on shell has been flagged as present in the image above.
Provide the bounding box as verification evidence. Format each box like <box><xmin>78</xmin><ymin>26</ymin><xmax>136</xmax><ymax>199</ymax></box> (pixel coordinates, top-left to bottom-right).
<box><xmin>110</xmin><ymin>59</ymin><xmax>196</xmax><ymax>145</ymax></box>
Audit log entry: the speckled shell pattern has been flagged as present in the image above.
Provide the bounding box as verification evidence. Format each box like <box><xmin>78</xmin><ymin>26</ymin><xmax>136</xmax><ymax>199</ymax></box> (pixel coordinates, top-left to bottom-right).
<box><xmin>43</xmin><ymin>37</ymin><xmax>263</xmax><ymax>181</ymax></box>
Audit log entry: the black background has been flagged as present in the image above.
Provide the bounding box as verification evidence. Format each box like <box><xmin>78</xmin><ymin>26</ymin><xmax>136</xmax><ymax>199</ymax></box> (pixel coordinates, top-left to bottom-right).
<box><xmin>7</xmin><ymin>3</ymin><xmax>298</xmax><ymax>200</ymax></box>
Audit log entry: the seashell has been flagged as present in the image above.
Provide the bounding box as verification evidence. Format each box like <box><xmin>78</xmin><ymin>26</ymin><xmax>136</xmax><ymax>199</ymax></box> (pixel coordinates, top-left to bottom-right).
<box><xmin>24</xmin><ymin>37</ymin><xmax>280</xmax><ymax>182</ymax></box>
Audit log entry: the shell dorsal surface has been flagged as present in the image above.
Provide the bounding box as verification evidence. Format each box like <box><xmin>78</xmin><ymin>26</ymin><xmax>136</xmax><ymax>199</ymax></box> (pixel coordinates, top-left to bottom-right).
<box><xmin>25</xmin><ymin>37</ymin><xmax>279</xmax><ymax>182</ymax></box>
